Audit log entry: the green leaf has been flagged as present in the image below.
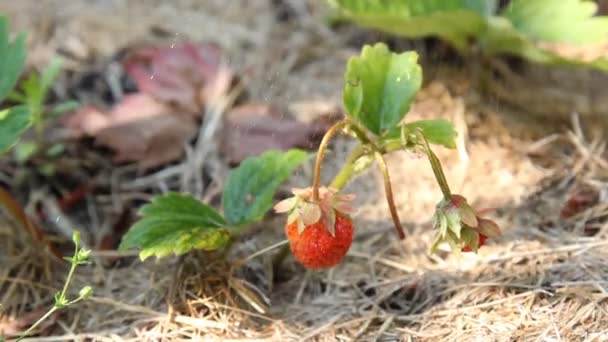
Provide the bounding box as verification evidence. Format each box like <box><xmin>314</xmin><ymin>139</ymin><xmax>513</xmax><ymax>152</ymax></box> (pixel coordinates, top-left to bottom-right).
<box><xmin>50</xmin><ymin>100</ymin><xmax>80</xmax><ymax>117</ymax></box>
<box><xmin>330</xmin><ymin>0</ymin><xmax>493</xmax><ymax>51</ymax></box>
<box><xmin>0</xmin><ymin>16</ymin><xmax>26</xmax><ymax>103</ymax></box>
<box><xmin>502</xmin><ymin>0</ymin><xmax>608</xmax><ymax>45</ymax></box>
<box><xmin>480</xmin><ymin>16</ymin><xmax>608</xmax><ymax>72</ymax></box>
<box><xmin>119</xmin><ymin>193</ymin><xmax>229</xmax><ymax>260</ymax></box>
<box><xmin>40</xmin><ymin>57</ymin><xmax>63</xmax><ymax>94</ymax></box>
<box><xmin>13</xmin><ymin>141</ymin><xmax>37</xmax><ymax>162</ymax></box>
<box><xmin>46</xmin><ymin>143</ymin><xmax>65</xmax><ymax>157</ymax></box>
<box><xmin>404</xmin><ymin>119</ymin><xmax>457</xmax><ymax>149</ymax></box>
<box><xmin>0</xmin><ymin>105</ymin><xmax>32</xmax><ymax>154</ymax></box>
<box><xmin>343</xmin><ymin>43</ymin><xmax>422</xmax><ymax>137</ymax></box>
<box><xmin>222</xmin><ymin>149</ymin><xmax>308</xmax><ymax>226</ymax></box>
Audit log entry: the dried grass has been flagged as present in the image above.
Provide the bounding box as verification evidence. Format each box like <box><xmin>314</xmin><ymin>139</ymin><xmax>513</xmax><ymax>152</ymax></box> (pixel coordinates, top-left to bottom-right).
<box><xmin>2</xmin><ymin>0</ymin><xmax>608</xmax><ymax>341</ymax></box>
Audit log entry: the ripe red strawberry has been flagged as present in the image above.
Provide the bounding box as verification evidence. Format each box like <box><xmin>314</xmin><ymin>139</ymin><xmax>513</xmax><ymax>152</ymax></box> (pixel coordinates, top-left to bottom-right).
<box><xmin>274</xmin><ymin>186</ymin><xmax>355</xmax><ymax>269</ymax></box>
<box><xmin>285</xmin><ymin>209</ymin><xmax>353</xmax><ymax>269</ymax></box>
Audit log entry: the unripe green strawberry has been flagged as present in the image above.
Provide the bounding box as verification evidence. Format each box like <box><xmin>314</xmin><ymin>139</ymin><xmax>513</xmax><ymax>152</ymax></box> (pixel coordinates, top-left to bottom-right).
<box><xmin>274</xmin><ymin>187</ymin><xmax>355</xmax><ymax>269</ymax></box>
<box><xmin>285</xmin><ymin>209</ymin><xmax>353</xmax><ymax>269</ymax></box>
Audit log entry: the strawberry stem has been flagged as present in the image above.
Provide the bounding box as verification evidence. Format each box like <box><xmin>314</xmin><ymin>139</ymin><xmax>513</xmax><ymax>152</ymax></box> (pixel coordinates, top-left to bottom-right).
<box><xmin>374</xmin><ymin>151</ymin><xmax>406</xmax><ymax>240</ymax></box>
<box><xmin>417</xmin><ymin>129</ymin><xmax>452</xmax><ymax>201</ymax></box>
<box><xmin>329</xmin><ymin>144</ymin><xmax>369</xmax><ymax>190</ymax></box>
<box><xmin>312</xmin><ymin>120</ymin><xmax>349</xmax><ymax>201</ymax></box>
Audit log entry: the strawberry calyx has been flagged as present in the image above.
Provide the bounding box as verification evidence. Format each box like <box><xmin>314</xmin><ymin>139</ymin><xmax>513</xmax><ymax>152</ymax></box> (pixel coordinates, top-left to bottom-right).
<box><xmin>431</xmin><ymin>194</ymin><xmax>501</xmax><ymax>253</ymax></box>
<box><xmin>274</xmin><ymin>186</ymin><xmax>355</xmax><ymax>236</ymax></box>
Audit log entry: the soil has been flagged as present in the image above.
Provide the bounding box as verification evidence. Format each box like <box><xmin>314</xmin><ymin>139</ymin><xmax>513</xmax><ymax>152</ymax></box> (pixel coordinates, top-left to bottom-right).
<box><xmin>2</xmin><ymin>1</ymin><xmax>608</xmax><ymax>341</ymax></box>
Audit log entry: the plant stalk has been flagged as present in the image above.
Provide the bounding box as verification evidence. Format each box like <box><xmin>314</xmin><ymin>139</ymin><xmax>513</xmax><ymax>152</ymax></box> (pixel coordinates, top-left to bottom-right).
<box><xmin>417</xmin><ymin>129</ymin><xmax>452</xmax><ymax>200</ymax></box>
<box><xmin>312</xmin><ymin>120</ymin><xmax>349</xmax><ymax>201</ymax></box>
<box><xmin>16</xmin><ymin>307</ymin><xmax>57</xmax><ymax>341</ymax></box>
<box><xmin>329</xmin><ymin>144</ymin><xmax>368</xmax><ymax>190</ymax></box>
<box><xmin>374</xmin><ymin>151</ymin><xmax>406</xmax><ymax>239</ymax></box>
<box><xmin>60</xmin><ymin>244</ymin><xmax>79</xmax><ymax>298</ymax></box>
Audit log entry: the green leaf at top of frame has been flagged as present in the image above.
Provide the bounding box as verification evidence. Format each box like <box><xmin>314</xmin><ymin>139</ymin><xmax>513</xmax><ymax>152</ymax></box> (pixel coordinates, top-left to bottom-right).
<box><xmin>222</xmin><ymin>149</ymin><xmax>308</xmax><ymax>226</ymax></box>
<box><xmin>329</xmin><ymin>0</ymin><xmax>495</xmax><ymax>51</ymax></box>
<box><xmin>0</xmin><ymin>16</ymin><xmax>26</xmax><ymax>103</ymax></box>
<box><xmin>404</xmin><ymin>119</ymin><xmax>457</xmax><ymax>149</ymax></box>
<box><xmin>343</xmin><ymin>43</ymin><xmax>422</xmax><ymax>138</ymax></box>
<box><xmin>480</xmin><ymin>16</ymin><xmax>608</xmax><ymax>72</ymax></box>
<box><xmin>119</xmin><ymin>193</ymin><xmax>229</xmax><ymax>260</ymax></box>
<box><xmin>502</xmin><ymin>0</ymin><xmax>608</xmax><ymax>45</ymax></box>
<box><xmin>0</xmin><ymin>105</ymin><xmax>32</xmax><ymax>155</ymax></box>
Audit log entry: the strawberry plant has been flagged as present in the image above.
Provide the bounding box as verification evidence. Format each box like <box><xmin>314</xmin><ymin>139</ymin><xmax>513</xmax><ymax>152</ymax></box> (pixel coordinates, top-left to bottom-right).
<box><xmin>0</xmin><ymin>15</ymin><xmax>29</xmax><ymax>154</ymax></box>
<box><xmin>330</xmin><ymin>0</ymin><xmax>608</xmax><ymax>71</ymax></box>
<box><xmin>0</xmin><ymin>15</ymin><xmax>77</xmax><ymax>163</ymax></box>
<box><xmin>0</xmin><ymin>16</ymin><xmax>91</xmax><ymax>340</ymax></box>
<box><xmin>8</xmin><ymin>56</ymin><xmax>78</xmax><ymax>165</ymax></box>
<box><xmin>120</xmin><ymin>43</ymin><xmax>499</xmax><ymax>268</ymax></box>
<box><xmin>13</xmin><ymin>232</ymin><xmax>93</xmax><ymax>342</ymax></box>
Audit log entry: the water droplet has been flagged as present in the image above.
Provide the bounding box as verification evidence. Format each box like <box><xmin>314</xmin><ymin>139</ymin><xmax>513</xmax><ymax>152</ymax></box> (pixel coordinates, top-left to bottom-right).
<box><xmin>170</xmin><ymin>43</ymin><xmax>175</xmax><ymax>48</ymax></box>
<box><xmin>396</xmin><ymin>77</ymin><xmax>401</xmax><ymax>82</ymax></box>
<box><xmin>150</xmin><ymin>75</ymin><xmax>155</xmax><ymax>80</ymax></box>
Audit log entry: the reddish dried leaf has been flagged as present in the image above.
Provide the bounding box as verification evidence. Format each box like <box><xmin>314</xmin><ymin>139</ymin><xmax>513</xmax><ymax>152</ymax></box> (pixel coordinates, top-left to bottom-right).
<box><xmin>95</xmin><ymin>111</ymin><xmax>197</xmax><ymax>170</ymax></box>
<box><xmin>58</xmin><ymin>183</ymin><xmax>95</xmax><ymax>210</ymax></box>
<box><xmin>0</xmin><ymin>187</ymin><xmax>62</xmax><ymax>259</ymax></box>
<box><xmin>0</xmin><ymin>307</ymin><xmax>49</xmax><ymax>337</ymax></box>
<box><xmin>66</xmin><ymin>93</ymin><xmax>171</xmax><ymax>135</ymax></box>
<box><xmin>65</xmin><ymin>93</ymin><xmax>197</xmax><ymax>170</ymax></box>
<box><xmin>560</xmin><ymin>189</ymin><xmax>598</xmax><ymax>219</ymax></box>
<box><xmin>96</xmin><ymin>208</ymin><xmax>136</xmax><ymax>256</ymax></box>
<box><xmin>122</xmin><ymin>42</ymin><xmax>232</xmax><ymax>114</ymax></box>
<box><xmin>64</xmin><ymin>42</ymin><xmax>232</xmax><ymax>170</ymax></box>
<box><xmin>221</xmin><ymin>104</ymin><xmax>336</xmax><ymax>164</ymax></box>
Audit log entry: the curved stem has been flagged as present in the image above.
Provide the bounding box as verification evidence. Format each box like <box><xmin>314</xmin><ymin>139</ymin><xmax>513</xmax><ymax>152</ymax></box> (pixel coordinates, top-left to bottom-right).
<box><xmin>312</xmin><ymin>120</ymin><xmax>349</xmax><ymax>201</ymax></box>
<box><xmin>417</xmin><ymin>129</ymin><xmax>452</xmax><ymax>200</ymax></box>
<box><xmin>374</xmin><ymin>151</ymin><xmax>406</xmax><ymax>240</ymax></box>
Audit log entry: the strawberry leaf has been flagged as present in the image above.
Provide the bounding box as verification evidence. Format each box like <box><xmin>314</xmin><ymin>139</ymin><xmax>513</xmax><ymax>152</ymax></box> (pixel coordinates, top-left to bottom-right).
<box><xmin>343</xmin><ymin>43</ymin><xmax>422</xmax><ymax>138</ymax></box>
<box><xmin>404</xmin><ymin>119</ymin><xmax>457</xmax><ymax>149</ymax></box>
<box><xmin>0</xmin><ymin>16</ymin><xmax>26</xmax><ymax>103</ymax></box>
<box><xmin>502</xmin><ymin>0</ymin><xmax>608</xmax><ymax>45</ymax></box>
<box><xmin>481</xmin><ymin>16</ymin><xmax>608</xmax><ymax>71</ymax></box>
<box><xmin>222</xmin><ymin>149</ymin><xmax>308</xmax><ymax>226</ymax></box>
<box><xmin>330</xmin><ymin>0</ymin><xmax>493</xmax><ymax>51</ymax></box>
<box><xmin>119</xmin><ymin>193</ymin><xmax>228</xmax><ymax>260</ymax></box>
<box><xmin>0</xmin><ymin>105</ymin><xmax>32</xmax><ymax>155</ymax></box>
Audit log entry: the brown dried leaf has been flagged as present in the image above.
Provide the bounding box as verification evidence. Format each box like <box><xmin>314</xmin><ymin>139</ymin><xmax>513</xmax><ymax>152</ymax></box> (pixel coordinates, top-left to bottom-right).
<box><xmin>222</xmin><ymin>104</ymin><xmax>336</xmax><ymax>164</ymax></box>
<box><xmin>65</xmin><ymin>93</ymin><xmax>197</xmax><ymax>170</ymax></box>
<box><xmin>95</xmin><ymin>111</ymin><xmax>197</xmax><ymax>170</ymax></box>
<box><xmin>64</xmin><ymin>42</ymin><xmax>232</xmax><ymax>170</ymax></box>
<box><xmin>560</xmin><ymin>189</ymin><xmax>599</xmax><ymax>219</ymax></box>
<box><xmin>122</xmin><ymin>42</ymin><xmax>232</xmax><ymax>115</ymax></box>
<box><xmin>0</xmin><ymin>307</ymin><xmax>49</xmax><ymax>337</ymax></box>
